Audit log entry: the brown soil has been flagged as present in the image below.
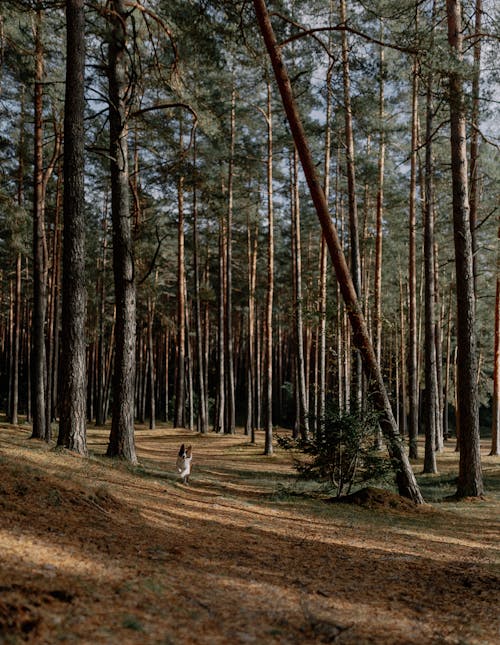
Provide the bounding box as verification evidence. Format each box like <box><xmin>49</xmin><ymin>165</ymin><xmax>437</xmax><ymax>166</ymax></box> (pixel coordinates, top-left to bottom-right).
<box><xmin>0</xmin><ymin>423</ymin><xmax>499</xmax><ymax>645</ymax></box>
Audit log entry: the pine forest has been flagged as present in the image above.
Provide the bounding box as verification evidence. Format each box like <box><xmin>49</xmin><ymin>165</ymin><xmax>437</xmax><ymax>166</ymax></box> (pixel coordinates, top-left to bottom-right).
<box><xmin>0</xmin><ymin>1</ymin><xmax>499</xmax><ymax>643</ymax></box>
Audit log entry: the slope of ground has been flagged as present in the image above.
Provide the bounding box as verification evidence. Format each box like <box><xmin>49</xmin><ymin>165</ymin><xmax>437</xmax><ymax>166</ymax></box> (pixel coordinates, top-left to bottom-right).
<box><xmin>0</xmin><ymin>423</ymin><xmax>499</xmax><ymax>644</ymax></box>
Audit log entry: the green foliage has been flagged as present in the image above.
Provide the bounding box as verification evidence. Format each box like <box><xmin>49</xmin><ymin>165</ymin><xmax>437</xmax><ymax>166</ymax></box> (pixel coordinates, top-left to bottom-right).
<box><xmin>277</xmin><ymin>407</ymin><xmax>394</xmax><ymax>498</ymax></box>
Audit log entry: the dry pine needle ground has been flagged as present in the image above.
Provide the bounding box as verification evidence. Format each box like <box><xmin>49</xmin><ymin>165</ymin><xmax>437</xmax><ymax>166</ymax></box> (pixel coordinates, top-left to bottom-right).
<box><xmin>0</xmin><ymin>423</ymin><xmax>499</xmax><ymax>644</ymax></box>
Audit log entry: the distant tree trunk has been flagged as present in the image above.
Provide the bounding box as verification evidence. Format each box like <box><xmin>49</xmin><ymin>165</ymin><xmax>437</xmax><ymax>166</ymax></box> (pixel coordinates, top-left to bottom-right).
<box><xmin>264</xmin><ymin>78</ymin><xmax>274</xmax><ymax>455</ymax></box>
<box><xmin>443</xmin><ymin>287</ymin><xmax>452</xmax><ymax>440</ymax></box>
<box><xmin>192</xmin><ymin>132</ymin><xmax>207</xmax><ymax>433</ymax></box>
<box><xmin>423</xmin><ymin>52</ymin><xmax>438</xmax><ymax>474</ymax></box>
<box><xmin>95</xmin><ymin>216</ymin><xmax>108</xmax><ymax>426</ymax></box>
<box><xmin>408</xmin><ymin>13</ymin><xmax>420</xmax><ymax>460</ymax></box>
<box><xmin>246</xmin><ymin>216</ymin><xmax>258</xmax><ymax>441</ymax></box>
<box><xmin>214</xmin><ymin>204</ymin><xmax>226</xmax><ymax>433</ymax></box>
<box><xmin>10</xmin><ymin>92</ymin><xmax>25</xmax><ymax>425</ymax></box>
<box><xmin>174</xmin><ymin>146</ymin><xmax>186</xmax><ymax>428</ymax></box>
<box><xmin>446</xmin><ymin>0</ymin><xmax>483</xmax><ymax>497</ymax></box>
<box><xmin>490</xmin><ymin>223</ymin><xmax>500</xmax><ymax>456</ymax></box>
<box><xmin>147</xmin><ymin>295</ymin><xmax>156</xmax><ymax>430</ymax></box>
<box><xmin>339</xmin><ymin>0</ymin><xmax>362</xmax><ymax>412</ymax></box>
<box><xmin>106</xmin><ymin>0</ymin><xmax>137</xmax><ymax>464</ymax></box>
<box><xmin>30</xmin><ymin>8</ymin><xmax>48</xmax><ymax>442</ymax></box>
<box><xmin>57</xmin><ymin>0</ymin><xmax>87</xmax><ymax>454</ymax></box>
<box><xmin>373</xmin><ymin>30</ymin><xmax>386</xmax><ymax>449</ymax></box>
<box><xmin>225</xmin><ymin>88</ymin><xmax>236</xmax><ymax>434</ymax></box>
<box><xmin>469</xmin><ymin>0</ymin><xmax>482</xmax><ymax>289</ymax></box>
<box><xmin>254</xmin><ymin>0</ymin><xmax>424</xmax><ymax>503</ymax></box>
<box><xmin>292</xmin><ymin>147</ymin><xmax>309</xmax><ymax>439</ymax></box>
<box><xmin>398</xmin><ymin>273</ymin><xmax>407</xmax><ymax>436</ymax></box>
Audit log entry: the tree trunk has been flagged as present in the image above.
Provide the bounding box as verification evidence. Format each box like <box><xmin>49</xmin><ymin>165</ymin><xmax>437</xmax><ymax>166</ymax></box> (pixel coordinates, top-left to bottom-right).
<box><xmin>469</xmin><ymin>0</ymin><xmax>482</xmax><ymax>289</ymax></box>
<box><xmin>264</xmin><ymin>78</ymin><xmax>274</xmax><ymax>455</ymax></box>
<box><xmin>490</xmin><ymin>223</ymin><xmax>500</xmax><ymax>456</ymax></box>
<box><xmin>174</xmin><ymin>133</ymin><xmax>186</xmax><ymax>428</ymax></box>
<box><xmin>292</xmin><ymin>147</ymin><xmax>309</xmax><ymax>439</ymax></box>
<box><xmin>423</xmin><ymin>55</ymin><xmax>438</xmax><ymax>474</ymax></box>
<box><xmin>408</xmin><ymin>18</ymin><xmax>420</xmax><ymax>460</ymax></box>
<box><xmin>30</xmin><ymin>8</ymin><xmax>48</xmax><ymax>442</ymax></box>
<box><xmin>253</xmin><ymin>0</ymin><xmax>424</xmax><ymax>503</ymax></box>
<box><xmin>57</xmin><ymin>0</ymin><xmax>87</xmax><ymax>455</ymax></box>
<box><xmin>339</xmin><ymin>0</ymin><xmax>362</xmax><ymax>412</ymax></box>
<box><xmin>225</xmin><ymin>88</ymin><xmax>236</xmax><ymax>434</ymax></box>
<box><xmin>373</xmin><ymin>29</ymin><xmax>386</xmax><ymax>450</ymax></box>
<box><xmin>106</xmin><ymin>0</ymin><xmax>137</xmax><ymax>464</ymax></box>
<box><xmin>446</xmin><ymin>0</ymin><xmax>483</xmax><ymax>497</ymax></box>
<box><xmin>192</xmin><ymin>131</ymin><xmax>207</xmax><ymax>433</ymax></box>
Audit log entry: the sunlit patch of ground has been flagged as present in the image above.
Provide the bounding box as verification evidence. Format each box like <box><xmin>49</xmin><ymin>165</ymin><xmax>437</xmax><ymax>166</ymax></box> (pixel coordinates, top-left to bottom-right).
<box><xmin>0</xmin><ymin>421</ymin><xmax>499</xmax><ymax>644</ymax></box>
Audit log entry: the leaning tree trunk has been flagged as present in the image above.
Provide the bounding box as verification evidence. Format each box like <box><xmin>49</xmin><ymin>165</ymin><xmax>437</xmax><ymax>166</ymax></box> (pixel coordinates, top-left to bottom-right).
<box><xmin>57</xmin><ymin>0</ymin><xmax>88</xmax><ymax>455</ymax></box>
<box><xmin>106</xmin><ymin>0</ymin><xmax>137</xmax><ymax>464</ymax></box>
<box><xmin>446</xmin><ymin>0</ymin><xmax>483</xmax><ymax>497</ymax></box>
<box><xmin>253</xmin><ymin>0</ymin><xmax>424</xmax><ymax>503</ymax></box>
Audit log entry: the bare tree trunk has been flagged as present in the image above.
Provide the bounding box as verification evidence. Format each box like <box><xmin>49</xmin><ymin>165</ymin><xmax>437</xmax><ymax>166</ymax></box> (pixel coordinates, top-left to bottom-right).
<box><xmin>10</xmin><ymin>91</ymin><xmax>25</xmax><ymax>425</ymax></box>
<box><xmin>225</xmin><ymin>88</ymin><xmax>236</xmax><ymax>434</ymax></box>
<box><xmin>423</xmin><ymin>54</ymin><xmax>438</xmax><ymax>474</ymax></box>
<box><xmin>106</xmin><ymin>0</ymin><xmax>137</xmax><ymax>463</ymax></box>
<box><xmin>469</xmin><ymin>0</ymin><xmax>482</xmax><ymax>289</ymax></box>
<box><xmin>443</xmin><ymin>287</ymin><xmax>452</xmax><ymax>440</ymax></box>
<box><xmin>57</xmin><ymin>0</ymin><xmax>87</xmax><ymax>454</ymax></box>
<box><xmin>292</xmin><ymin>147</ymin><xmax>309</xmax><ymax>439</ymax></box>
<box><xmin>490</xmin><ymin>223</ymin><xmax>500</xmax><ymax>456</ymax></box>
<box><xmin>214</xmin><ymin>205</ymin><xmax>226</xmax><ymax>433</ymax></box>
<box><xmin>253</xmin><ymin>0</ymin><xmax>424</xmax><ymax>503</ymax></box>
<box><xmin>408</xmin><ymin>11</ymin><xmax>420</xmax><ymax>460</ymax></box>
<box><xmin>147</xmin><ymin>295</ymin><xmax>156</xmax><ymax>430</ymax></box>
<box><xmin>30</xmin><ymin>8</ymin><xmax>48</xmax><ymax>442</ymax></box>
<box><xmin>446</xmin><ymin>0</ymin><xmax>483</xmax><ymax>497</ymax></box>
<box><xmin>192</xmin><ymin>132</ymin><xmax>207</xmax><ymax>433</ymax></box>
<box><xmin>174</xmin><ymin>131</ymin><xmax>186</xmax><ymax>428</ymax></box>
<box><xmin>373</xmin><ymin>29</ymin><xmax>386</xmax><ymax>450</ymax></box>
<box><xmin>247</xmin><ymin>216</ymin><xmax>258</xmax><ymax>441</ymax></box>
<box><xmin>264</xmin><ymin>78</ymin><xmax>274</xmax><ymax>455</ymax></box>
<box><xmin>339</xmin><ymin>0</ymin><xmax>362</xmax><ymax>412</ymax></box>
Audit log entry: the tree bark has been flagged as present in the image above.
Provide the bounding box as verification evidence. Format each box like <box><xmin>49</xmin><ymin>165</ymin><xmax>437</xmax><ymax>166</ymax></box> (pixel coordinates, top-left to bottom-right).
<box><xmin>57</xmin><ymin>0</ymin><xmax>87</xmax><ymax>455</ymax></box>
<box><xmin>408</xmin><ymin>15</ymin><xmax>420</xmax><ymax>460</ymax></box>
<box><xmin>446</xmin><ymin>0</ymin><xmax>483</xmax><ymax>497</ymax></box>
<box><xmin>30</xmin><ymin>7</ymin><xmax>48</xmax><ymax>442</ymax></box>
<box><xmin>264</xmin><ymin>78</ymin><xmax>274</xmax><ymax>455</ymax></box>
<box><xmin>174</xmin><ymin>140</ymin><xmax>186</xmax><ymax>428</ymax></box>
<box><xmin>225</xmin><ymin>87</ymin><xmax>236</xmax><ymax>434</ymax></box>
<box><xmin>490</xmin><ymin>223</ymin><xmax>500</xmax><ymax>456</ymax></box>
<box><xmin>192</xmin><ymin>131</ymin><xmax>207</xmax><ymax>433</ymax></box>
<box><xmin>339</xmin><ymin>0</ymin><xmax>362</xmax><ymax>412</ymax></box>
<box><xmin>253</xmin><ymin>0</ymin><xmax>424</xmax><ymax>503</ymax></box>
<box><xmin>106</xmin><ymin>0</ymin><xmax>137</xmax><ymax>463</ymax></box>
<box><xmin>423</xmin><ymin>56</ymin><xmax>438</xmax><ymax>474</ymax></box>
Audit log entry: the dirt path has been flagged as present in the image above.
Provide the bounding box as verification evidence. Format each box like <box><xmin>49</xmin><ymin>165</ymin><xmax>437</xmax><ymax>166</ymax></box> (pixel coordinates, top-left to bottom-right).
<box><xmin>1</xmin><ymin>424</ymin><xmax>499</xmax><ymax>644</ymax></box>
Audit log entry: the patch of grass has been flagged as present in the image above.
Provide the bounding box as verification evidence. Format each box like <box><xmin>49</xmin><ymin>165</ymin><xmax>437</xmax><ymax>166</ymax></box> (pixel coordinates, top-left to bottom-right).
<box><xmin>122</xmin><ymin>615</ymin><xmax>144</xmax><ymax>631</ymax></box>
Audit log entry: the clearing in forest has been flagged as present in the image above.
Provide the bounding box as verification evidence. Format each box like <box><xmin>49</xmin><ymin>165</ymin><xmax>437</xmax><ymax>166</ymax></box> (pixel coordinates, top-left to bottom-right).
<box><xmin>1</xmin><ymin>423</ymin><xmax>499</xmax><ymax>644</ymax></box>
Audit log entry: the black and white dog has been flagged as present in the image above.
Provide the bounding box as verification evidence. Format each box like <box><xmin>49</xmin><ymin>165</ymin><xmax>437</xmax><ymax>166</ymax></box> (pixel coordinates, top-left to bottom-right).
<box><xmin>176</xmin><ymin>444</ymin><xmax>193</xmax><ymax>484</ymax></box>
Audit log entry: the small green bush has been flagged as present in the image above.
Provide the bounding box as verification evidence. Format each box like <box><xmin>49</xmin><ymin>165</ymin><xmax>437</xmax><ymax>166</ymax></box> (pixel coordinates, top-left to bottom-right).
<box><xmin>277</xmin><ymin>407</ymin><xmax>393</xmax><ymax>498</ymax></box>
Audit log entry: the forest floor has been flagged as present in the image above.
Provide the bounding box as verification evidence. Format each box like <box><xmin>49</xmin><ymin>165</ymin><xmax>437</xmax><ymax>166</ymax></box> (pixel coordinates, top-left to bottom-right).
<box><xmin>0</xmin><ymin>422</ymin><xmax>499</xmax><ymax>645</ymax></box>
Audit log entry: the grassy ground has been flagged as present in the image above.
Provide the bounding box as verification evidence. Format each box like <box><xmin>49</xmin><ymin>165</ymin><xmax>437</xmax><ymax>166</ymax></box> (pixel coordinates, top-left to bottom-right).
<box><xmin>0</xmin><ymin>422</ymin><xmax>499</xmax><ymax>644</ymax></box>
